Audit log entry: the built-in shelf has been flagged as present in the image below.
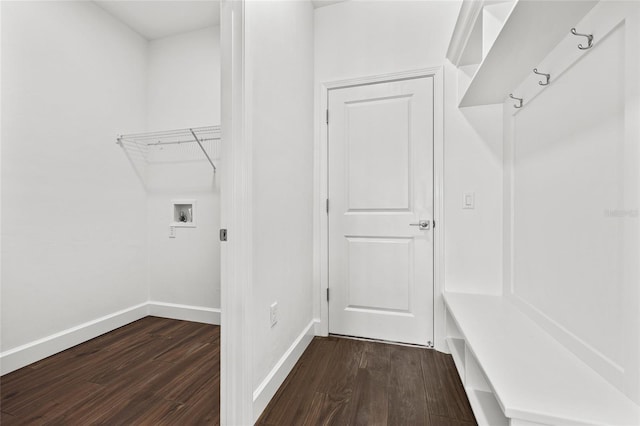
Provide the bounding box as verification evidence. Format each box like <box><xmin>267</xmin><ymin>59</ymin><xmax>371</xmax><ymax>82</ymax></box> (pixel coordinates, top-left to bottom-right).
<box><xmin>467</xmin><ymin>390</ymin><xmax>508</xmax><ymax>426</ymax></box>
<box><xmin>446</xmin><ymin>337</ymin><xmax>466</xmax><ymax>383</ymax></box>
<box><xmin>448</xmin><ymin>0</ymin><xmax>598</xmax><ymax>107</ymax></box>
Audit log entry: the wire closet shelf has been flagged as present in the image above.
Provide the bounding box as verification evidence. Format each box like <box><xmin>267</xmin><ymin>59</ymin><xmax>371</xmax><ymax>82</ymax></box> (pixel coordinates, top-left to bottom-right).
<box><xmin>117</xmin><ymin>125</ymin><xmax>220</xmax><ymax>172</ymax></box>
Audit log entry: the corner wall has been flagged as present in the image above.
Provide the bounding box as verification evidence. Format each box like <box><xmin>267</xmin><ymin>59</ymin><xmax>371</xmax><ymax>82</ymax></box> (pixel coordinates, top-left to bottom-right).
<box><xmin>145</xmin><ymin>26</ymin><xmax>221</xmax><ymax>315</ymax></box>
<box><xmin>245</xmin><ymin>0</ymin><xmax>315</xmax><ymax>420</ymax></box>
<box><xmin>1</xmin><ymin>1</ymin><xmax>148</xmax><ymax>366</ymax></box>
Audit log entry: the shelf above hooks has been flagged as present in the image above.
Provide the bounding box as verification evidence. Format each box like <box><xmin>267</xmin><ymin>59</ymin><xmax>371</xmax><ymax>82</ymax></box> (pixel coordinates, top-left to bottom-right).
<box><xmin>117</xmin><ymin>125</ymin><xmax>220</xmax><ymax>172</ymax></box>
<box><xmin>449</xmin><ymin>0</ymin><xmax>598</xmax><ymax>107</ymax></box>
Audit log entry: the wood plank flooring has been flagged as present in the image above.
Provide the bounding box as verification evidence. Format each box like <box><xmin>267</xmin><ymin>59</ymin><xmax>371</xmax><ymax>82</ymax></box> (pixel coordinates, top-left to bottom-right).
<box><xmin>2</xmin><ymin>321</ymin><xmax>475</xmax><ymax>425</ymax></box>
<box><xmin>257</xmin><ymin>336</ymin><xmax>477</xmax><ymax>426</ymax></box>
<box><xmin>0</xmin><ymin>317</ymin><xmax>220</xmax><ymax>425</ymax></box>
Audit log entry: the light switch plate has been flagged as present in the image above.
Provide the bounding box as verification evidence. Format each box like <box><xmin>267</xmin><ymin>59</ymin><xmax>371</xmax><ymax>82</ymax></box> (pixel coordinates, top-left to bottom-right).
<box><xmin>270</xmin><ymin>302</ymin><xmax>278</xmax><ymax>327</ymax></box>
<box><xmin>463</xmin><ymin>192</ymin><xmax>475</xmax><ymax>209</ymax></box>
<box><xmin>169</xmin><ymin>226</ymin><xmax>176</xmax><ymax>238</ymax></box>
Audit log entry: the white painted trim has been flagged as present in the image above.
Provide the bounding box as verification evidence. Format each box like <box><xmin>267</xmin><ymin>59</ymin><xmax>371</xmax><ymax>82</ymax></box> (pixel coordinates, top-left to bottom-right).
<box><xmin>432</xmin><ymin>67</ymin><xmax>446</xmax><ymax>352</ymax></box>
<box><xmin>446</xmin><ymin>0</ymin><xmax>485</xmax><ymax>66</ymax></box>
<box><xmin>0</xmin><ymin>302</ymin><xmax>148</xmax><ymax>375</ymax></box>
<box><xmin>148</xmin><ymin>301</ymin><xmax>221</xmax><ymax>325</ymax></box>
<box><xmin>252</xmin><ymin>319</ymin><xmax>316</xmax><ymax>423</ymax></box>
<box><xmin>0</xmin><ymin>4</ymin><xmax>3</xmax><ymax>343</ymax></box>
<box><xmin>315</xmin><ymin>67</ymin><xmax>446</xmax><ymax>350</ymax></box>
<box><xmin>220</xmin><ymin>0</ymin><xmax>254</xmax><ymax>424</ymax></box>
<box><xmin>313</xmin><ymin>317</ymin><xmax>324</xmax><ymax>336</ymax></box>
<box><xmin>0</xmin><ymin>301</ymin><xmax>223</xmax><ymax>376</ymax></box>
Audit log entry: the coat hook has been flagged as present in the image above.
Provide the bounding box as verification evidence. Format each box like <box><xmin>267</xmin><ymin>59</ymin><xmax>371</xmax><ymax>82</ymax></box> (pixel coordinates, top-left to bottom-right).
<box><xmin>509</xmin><ymin>93</ymin><xmax>523</xmax><ymax>109</ymax></box>
<box><xmin>570</xmin><ymin>27</ymin><xmax>593</xmax><ymax>50</ymax></box>
<box><xmin>533</xmin><ymin>68</ymin><xmax>550</xmax><ymax>86</ymax></box>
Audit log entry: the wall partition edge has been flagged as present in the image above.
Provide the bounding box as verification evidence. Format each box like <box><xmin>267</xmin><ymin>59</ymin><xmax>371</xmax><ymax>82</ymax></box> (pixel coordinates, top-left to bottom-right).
<box><xmin>315</xmin><ymin>66</ymin><xmax>446</xmax><ymax>351</ymax></box>
<box><xmin>220</xmin><ymin>0</ymin><xmax>254</xmax><ymax>425</ymax></box>
<box><xmin>0</xmin><ymin>3</ymin><xmax>3</xmax><ymax>336</ymax></box>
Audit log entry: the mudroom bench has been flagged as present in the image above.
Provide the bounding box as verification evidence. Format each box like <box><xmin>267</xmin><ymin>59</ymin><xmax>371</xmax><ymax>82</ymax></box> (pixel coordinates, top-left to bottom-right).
<box><xmin>444</xmin><ymin>292</ymin><xmax>640</xmax><ymax>426</ymax></box>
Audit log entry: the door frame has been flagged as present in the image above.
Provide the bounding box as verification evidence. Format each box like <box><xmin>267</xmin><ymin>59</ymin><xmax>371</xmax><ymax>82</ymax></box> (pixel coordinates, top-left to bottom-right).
<box><xmin>220</xmin><ymin>0</ymin><xmax>254</xmax><ymax>424</ymax></box>
<box><xmin>315</xmin><ymin>66</ymin><xmax>446</xmax><ymax>351</ymax></box>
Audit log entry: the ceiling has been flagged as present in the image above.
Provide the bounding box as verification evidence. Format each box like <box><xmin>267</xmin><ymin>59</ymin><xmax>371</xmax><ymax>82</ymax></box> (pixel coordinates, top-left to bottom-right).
<box><xmin>95</xmin><ymin>1</ymin><xmax>221</xmax><ymax>40</ymax></box>
<box><xmin>95</xmin><ymin>0</ymin><xmax>346</xmax><ymax>41</ymax></box>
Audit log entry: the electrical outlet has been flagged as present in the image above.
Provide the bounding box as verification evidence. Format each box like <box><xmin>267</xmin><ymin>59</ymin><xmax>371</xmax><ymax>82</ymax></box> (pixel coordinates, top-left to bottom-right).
<box><xmin>270</xmin><ymin>302</ymin><xmax>278</xmax><ymax>327</ymax></box>
<box><xmin>169</xmin><ymin>226</ymin><xmax>176</xmax><ymax>238</ymax></box>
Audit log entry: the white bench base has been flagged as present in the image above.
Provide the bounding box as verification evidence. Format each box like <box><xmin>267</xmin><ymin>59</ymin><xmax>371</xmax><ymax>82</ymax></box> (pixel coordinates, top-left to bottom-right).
<box><xmin>444</xmin><ymin>292</ymin><xmax>640</xmax><ymax>426</ymax></box>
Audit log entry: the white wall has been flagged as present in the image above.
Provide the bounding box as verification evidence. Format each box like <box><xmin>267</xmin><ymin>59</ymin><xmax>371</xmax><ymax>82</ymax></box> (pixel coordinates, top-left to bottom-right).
<box><xmin>445</xmin><ymin>94</ymin><xmax>503</xmax><ymax>294</ymax></box>
<box><xmin>147</xmin><ymin>27</ymin><xmax>221</xmax><ymax>129</ymax></box>
<box><xmin>503</xmin><ymin>1</ymin><xmax>640</xmax><ymax>403</ymax></box>
<box><xmin>313</xmin><ymin>0</ymin><xmax>504</xmax><ymax>325</ymax></box>
<box><xmin>245</xmin><ymin>0</ymin><xmax>315</xmax><ymax>417</ymax></box>
<box><xmin>1</xmin><ymin>1</ymin><xmax>148</xmax><ymax>351</ymax></box>
<box><xmin>315</xmin><ymin>1</ymin><xmax>458</xmax><ymax>79</ymax></box>
<box><xmin>145</xmin><ymin>27</ymin><xmax>221</xmax><ymax>312</ymax></box>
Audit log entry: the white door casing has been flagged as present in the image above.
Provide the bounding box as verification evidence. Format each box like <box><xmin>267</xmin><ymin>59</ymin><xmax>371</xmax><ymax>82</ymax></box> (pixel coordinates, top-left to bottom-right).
<box><xmin>327</xmin><ymin>77</ymin><xmax>435</xmax><ymax>346</ymax></box>
<box><xmin>220</xmin><ymin>0</ymin><xmax>254</xmax><ymax>424</ymax></box>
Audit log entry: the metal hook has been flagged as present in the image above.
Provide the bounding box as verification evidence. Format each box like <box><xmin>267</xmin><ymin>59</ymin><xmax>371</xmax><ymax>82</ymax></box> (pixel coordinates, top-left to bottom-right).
<box><xmin>509</xmin><ymin>94</ymin><xmax>523</xmax><ymax>109</ymax></box>
<box><xmin>570</xmin><ymin>28</ymin><xmax>593</xmax><ymax>50</ymax></box>
<box><xmin>533</xmin><ymin>68</ymin><xmax>550</xmax><ymax>86</ymax></box>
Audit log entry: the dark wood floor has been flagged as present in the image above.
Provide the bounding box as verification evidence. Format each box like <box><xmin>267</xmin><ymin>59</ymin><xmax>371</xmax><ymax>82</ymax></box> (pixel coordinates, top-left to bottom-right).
<box><xmin>2</xmin><ymin>320</ymin><xmax>474</xmax><ymax>426</ymax></box>
<box><xmin>0</xmin><ymin>316</ymin><xmax>220</xmax><ymax>425</ymax></box>
<box><xmin>258</xmin><ymin>336</ymin><xmax>476</xmax><ymax>426</ymax></box>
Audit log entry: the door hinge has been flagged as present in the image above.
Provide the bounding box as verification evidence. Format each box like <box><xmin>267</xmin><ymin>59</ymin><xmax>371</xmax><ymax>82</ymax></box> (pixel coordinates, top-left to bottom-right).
<box><xmin>219</xmin><ymin>228</ymin><xmax>228</xmax><ymax>241</ymax></box>
<box><xmin>326</xmin><ymin>288</ymin><xmax>330</xmax><ymax>301</ymax></box>
<box><xmin>432</xmin><ymin>220</ymin><xmax>435</xmax><ymax>229</ymax></box>
<box><xmin>326</xmin><ymin>198</ymin><xmax>329</xmax><ymax>214</ymax></box>
<box><xmin>326</xmin><ymin>109</ymin><xmax>329</xmax><ymax>125</ymax></box>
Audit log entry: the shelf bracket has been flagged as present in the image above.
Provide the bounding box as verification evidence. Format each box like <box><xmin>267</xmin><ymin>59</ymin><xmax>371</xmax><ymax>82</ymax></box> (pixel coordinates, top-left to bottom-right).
<box><xmin>189</xmin><ymin>128</ymin><xmax>217</xmax><ymax>173</ymax></box>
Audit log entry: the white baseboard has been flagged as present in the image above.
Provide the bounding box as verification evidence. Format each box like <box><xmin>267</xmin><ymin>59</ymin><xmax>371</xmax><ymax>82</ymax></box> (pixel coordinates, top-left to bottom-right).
<box><xmin>0</xmin><ymin>302</ymin><xmax>148</xmax><ymax>375</ymax></box>
<box><xmin>148</xmin><ymin>301</ymin><xmax>221</xmax><ymax>325</ymax></box>
<box><xmin>252</xmin><ymin>319</ymin><xmax>317</xmax><ymax>423</ymax></box>
<box><xmin>313</xmin><ymin>317</ymin><xmax>327</xmax><ymax>336</ymax></box>
<box><xmin>0</xmin><ymin>301</ymin><xmax>221</xmax><ymax>376</ymax></box>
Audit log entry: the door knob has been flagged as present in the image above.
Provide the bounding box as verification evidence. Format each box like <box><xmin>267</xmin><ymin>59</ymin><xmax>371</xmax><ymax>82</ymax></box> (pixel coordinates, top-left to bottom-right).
<box><xmin>409</xmin><ymin>220</ymin><xmax>430</xmax><ymax>230</ymax></box>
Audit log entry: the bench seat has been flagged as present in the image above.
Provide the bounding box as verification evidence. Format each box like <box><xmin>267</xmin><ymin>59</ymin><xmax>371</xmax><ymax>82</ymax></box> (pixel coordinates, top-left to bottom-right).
<box><xmin>444</xmin><ymin>292</ymin><xmax>640</xmax><ymax>426</ymax></box>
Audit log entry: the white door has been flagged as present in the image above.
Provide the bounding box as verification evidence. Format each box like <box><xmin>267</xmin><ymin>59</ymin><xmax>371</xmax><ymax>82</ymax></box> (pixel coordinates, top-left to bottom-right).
<box><xmin>328</xmin><ymin>77</ymin><xmax>434</xmax><ymax>346</ymax></box>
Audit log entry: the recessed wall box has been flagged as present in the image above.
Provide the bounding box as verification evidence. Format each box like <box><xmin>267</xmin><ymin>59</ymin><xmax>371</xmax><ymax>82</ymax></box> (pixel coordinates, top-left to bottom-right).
<box><xmin>171</xmin><ymin>199</ymin><xmax>196</xmax><ymax>227</ymax></box>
